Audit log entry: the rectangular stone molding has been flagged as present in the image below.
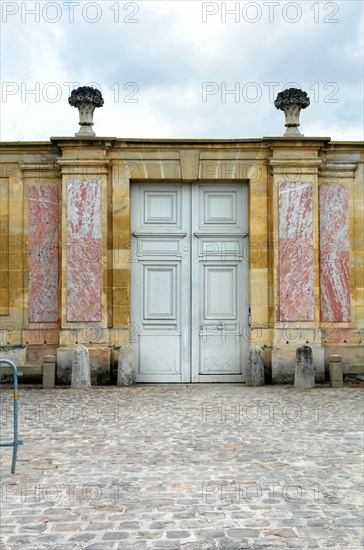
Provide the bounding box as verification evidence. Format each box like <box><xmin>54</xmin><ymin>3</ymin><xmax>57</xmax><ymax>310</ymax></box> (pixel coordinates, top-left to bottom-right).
<box><xmin>29</xmin><ymin>185</ymin><xmax>59</xmax><ymax>322</ymax></box>
<box><xmin>319</xmin><ymin>185</ymin><xmax>351</xmax><ymax>321</ymax></box>
<box><xmin>279</xmin><ymin>182</ymin><xmax>314</xmax><ymax>321</ymax></box>
<box><xmin>0</xmin><ymin>178</ymin><xmax>9</xmax><ymax>315</ymax></box>
<box><xmin>67</xmin><ymin>180</ymin><xmax>102</xmax><ymax>322</ymax></box>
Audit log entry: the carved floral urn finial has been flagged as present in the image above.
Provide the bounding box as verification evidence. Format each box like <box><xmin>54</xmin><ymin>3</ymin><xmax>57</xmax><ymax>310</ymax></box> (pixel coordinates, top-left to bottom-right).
<box><xmin>68</xmin><ymin>86</ymin><xmax>104</xmax><ymax>137</ymax></box>
<box><xmin>274</xmin><ymin>88</ymin><xmax>310</xmax><ymax>136</ymax></box>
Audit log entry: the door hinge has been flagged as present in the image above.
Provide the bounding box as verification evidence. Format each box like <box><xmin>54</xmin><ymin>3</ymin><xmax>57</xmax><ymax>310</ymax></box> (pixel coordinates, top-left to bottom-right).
<box><xmin>248</xmin><ymin>306</ymin><xmax>251</xmax><ymax>326</ymax></box>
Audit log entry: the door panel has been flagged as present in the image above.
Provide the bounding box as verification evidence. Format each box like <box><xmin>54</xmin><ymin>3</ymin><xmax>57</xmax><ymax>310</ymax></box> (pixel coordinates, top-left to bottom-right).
<box><xmin>139</xmin><ymin>335</ymin><xmax>180</xmax><ymax>376</ymax></box>
<box><xmin>191</xmin><ymin>185</ymin><xmax>248</xmax><ymax>382</ymax></box>
<box><xmin>143</xmin><ymin>264</ymin><xmax>177</xmax><ymax>322</ymax></box>
<box><xmin>204</xmin><ymin>266</ymin><xmax>237</xmax><ymax>319</ymax></box>
<box><xmin>131</xmin><ymin>183</ymin><xmax>248</xmax><ymax>383</ymax></box>
<box><xmin>131</xmin><ymin>184</ymin><xmax>189</xmax><ymax>383</ymax></box>
<box><xmin>193</xmin><ymin>185</ymin><xmax>245</xmax><ymax>233</ymax></box>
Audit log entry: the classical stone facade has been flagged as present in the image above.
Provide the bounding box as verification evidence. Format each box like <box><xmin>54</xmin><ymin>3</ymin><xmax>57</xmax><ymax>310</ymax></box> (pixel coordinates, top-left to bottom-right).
<box><xmin>0</xmin><ymin>134</ymin><xmax>363</xmax><ymax>384</ymax></box>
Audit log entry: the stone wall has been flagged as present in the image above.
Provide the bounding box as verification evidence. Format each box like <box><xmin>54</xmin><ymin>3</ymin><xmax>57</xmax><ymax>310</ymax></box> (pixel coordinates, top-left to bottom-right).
<box><xmin>0</xmin><ymin>137</ymin><xmax>363</xmax><ymax>383</ymax></box>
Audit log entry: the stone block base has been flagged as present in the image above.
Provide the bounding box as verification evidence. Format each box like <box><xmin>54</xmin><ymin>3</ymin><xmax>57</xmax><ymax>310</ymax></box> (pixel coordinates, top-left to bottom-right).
<box><xmin>26</xmin><ymin>346</ymin><xmax>58</xmax><ymax>366</ymax></box>
<box><xmin>57</xmin><ymin>347</ymin><xmax>111</xmax><ymax>385</ymax></box>
<box><xmin>0</xmin><ymin>347</ymin><xmax>26</xmax><ymax>366</ymax></box>
<box><xmin>0</xmin><ymin>347</ymin><xmax>27</xmax><ymax>382</ymax></box>
<box><xmin>324</xmin><ymin>344</ymin><xmax>364</xmax><ymax>379</ymax></box>
<box><xmin>272</xmin><ymin>344</ymin><xmax>325</xmax><ymax>384</ymax></box>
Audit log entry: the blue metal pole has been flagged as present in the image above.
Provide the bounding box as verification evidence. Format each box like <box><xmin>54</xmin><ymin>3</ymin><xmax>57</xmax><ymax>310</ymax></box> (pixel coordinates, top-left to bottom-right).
<box><xmin>0</xmin><ymin>359</ymin><xmax>23</xmax><ymax>474</ymax></box>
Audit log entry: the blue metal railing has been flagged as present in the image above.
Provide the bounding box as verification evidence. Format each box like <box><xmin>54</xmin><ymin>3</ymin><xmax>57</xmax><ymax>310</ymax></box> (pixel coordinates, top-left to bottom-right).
<box><xmin>0</xmin><ymin>359</ymin><xmax>23</xmax><ymax>473</ymax></box>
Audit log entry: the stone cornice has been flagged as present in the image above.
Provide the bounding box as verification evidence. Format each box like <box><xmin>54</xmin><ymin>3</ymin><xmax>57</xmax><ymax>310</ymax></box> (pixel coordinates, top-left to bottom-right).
<box><xmin>19</xmin><ymin>162</ymin><xmax>60</xmax><ymax>178</ymax></box>
<box><xmin>56</xmin><ymin>158</ymin><xmax>110</xmax><ymax>175</ymax></box>
<box><xmin>269</xmin><ymin>158</ymin><xmax>323</xmax><ymax>176</ymax></box>
<box><xmin>319</xmin><ymin>162</ymin><xmax>358</xmax><ymax>179</ymax></box>
<box><xmin>20</xmin><ymin>162</ymin><xmax>58</xmax><ymax>170</ymax></box>
<box><xmin>269</xmin><ymin>159</ymin><xmax>323</xmax><ymax>167</ymax></box>
<box><xmin>57</xmin><ymin>159</ymin><xmax>110</xmax><ymax>166</ymax></box>
<box><xmin>263</xmin><ymin>137</ymin><xmax>331</xmax><ymax>146</ymax></box>
<box><xmin>50</xmin><ymin>137</ymin><xmax>117</xmax><ymax>144</ymax></box>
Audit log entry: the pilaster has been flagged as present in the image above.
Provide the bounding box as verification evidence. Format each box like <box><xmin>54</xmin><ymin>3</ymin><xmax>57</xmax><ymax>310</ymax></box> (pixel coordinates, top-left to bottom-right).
<box><xmin>267</xmin><ymin>138</ymin><xmax>328</xmax><ymax>382</ymax></box>
<box><xmin>53</xmin><ymin>138</ymin><xmax>112</xmax><ymax>383</ymax></box>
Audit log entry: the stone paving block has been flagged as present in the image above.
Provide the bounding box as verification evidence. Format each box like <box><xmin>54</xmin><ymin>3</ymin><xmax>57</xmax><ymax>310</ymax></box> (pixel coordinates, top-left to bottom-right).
<box><xmin>195</xmin><ymin>529</ymin><xmax>226</xmax><ymax>538</ymax></box>
<box><xmin>227</xmin><ymin>528</ymin><xmax>260</xmax><ymax>538</ymax></box>
<box><xmin>166</xmin><ymin>530</ymin><xmax>191</xmax><ymax>538</ymax></box>
<box><xmin>153</xmin><ymin>543</ymin><xmax>181</xmax><ymax>549</ymax></box>
<box><xmin>118</xmin><ymin>521</ymin><xmax>141</xmax><ymax>529</ymax></box>
<box><xmin>182</xmin><ymin>544</ymin><xmax>219</xmax><ymax>550</ymax></box>
<box><xmin>135</xmin><ymin>531</ymin><xmax>164</xmax><ymax>540</ymax></box>
<box><xmin>85</xmin><ymin>544</ymin><xmax>119</xmax><ymax>550</ymax></box>
<box><xmin>0</xmin><ymin>384</ymin><xmax>363</xmax><ymax>550</ymax></box>
<box><xmin>53</xmin><ymin>522</ymin><xmax>82</xmax><ymax>532</ymax></box>
<box><xmin>287</xmin><ymin>540</ymin><xmax>318</xmax><ymax>548</ymax></box>
<box><xmin>218</xmin><ymin>539</ymin><xmax>250</xmax><ymax>549</ymax></box>
<box><xmin>102</xmin><ymin>531</ymin><xmax>129</xmax><ymax>540</ymax></box>
<box><xmin>69</xmin><ymin>533</ymin><xmax>97</xmax><ymax>542</ymax></box>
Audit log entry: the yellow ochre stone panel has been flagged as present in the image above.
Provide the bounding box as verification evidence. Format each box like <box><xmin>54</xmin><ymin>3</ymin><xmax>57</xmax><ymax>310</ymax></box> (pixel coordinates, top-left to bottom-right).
<box><xmin>112</xmin><ymin>305</ymin><xmax>130</xmax><ymax>327</ymax></box>
<box><xmin>0</xmin><ymin>178</ymin><xmax>9</xmax><ymax>314</ymax></box>
<box><xmin>112</xmin><ymin>250</ymin><xmax>132</xmax><ymax>270</ymax></box>
<box><xmin>112</xmin><ymin>270</ymin><xmax>130</xmax><ymax>287</ymax></box>
<box><xmin>250</xmin><ymin>269</ymin><xmax>269</xmax><ymax>305</ymax></box>
<box><xmin>113</xmin><ymin>288</ymin><xmax>130</xmax><ymax>306</ymax></box>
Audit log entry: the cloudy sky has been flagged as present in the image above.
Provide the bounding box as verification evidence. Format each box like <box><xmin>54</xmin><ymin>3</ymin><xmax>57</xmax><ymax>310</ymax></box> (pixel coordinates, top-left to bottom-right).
<box><xmin>1</xmin><ymin>0</ymin><xmax>363</xmax><ymax>141</ymax></box>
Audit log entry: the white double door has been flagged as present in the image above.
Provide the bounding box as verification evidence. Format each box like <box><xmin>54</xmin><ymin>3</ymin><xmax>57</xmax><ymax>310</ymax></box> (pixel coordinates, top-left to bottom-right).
<box><xmin>131</xmin><ymin>183</ymin><xmax>249</xmax><ymax>383</ymax></box>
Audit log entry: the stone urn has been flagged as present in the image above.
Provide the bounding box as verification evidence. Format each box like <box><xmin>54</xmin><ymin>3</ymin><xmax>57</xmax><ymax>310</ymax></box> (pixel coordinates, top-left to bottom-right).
<box><xmin>68</xmin><ymin>86</ymin><xmax>104</xmax><ymax>137</ymax></box>
<box><xmin>274</xmin><ymin>88</ymin><xmax>310</xmax><ymax>136</ymax></box>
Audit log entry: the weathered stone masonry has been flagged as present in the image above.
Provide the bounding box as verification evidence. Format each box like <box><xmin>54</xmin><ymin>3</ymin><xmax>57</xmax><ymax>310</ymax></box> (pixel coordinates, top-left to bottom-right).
<box><xmin>0</xmin><ymin>136</ymin><xmax>363</xmax><ymax>383</ymax></box>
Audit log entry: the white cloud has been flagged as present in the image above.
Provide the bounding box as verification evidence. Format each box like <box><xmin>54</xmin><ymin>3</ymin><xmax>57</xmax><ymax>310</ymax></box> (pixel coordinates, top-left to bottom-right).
<box><xmin>0</xmin><ymin>0</ymin><xmax>363</xmax><ymax>141</ymax></box>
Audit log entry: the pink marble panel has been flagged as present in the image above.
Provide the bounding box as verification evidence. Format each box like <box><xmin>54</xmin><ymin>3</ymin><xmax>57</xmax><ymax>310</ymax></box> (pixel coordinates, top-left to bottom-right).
<box><xmin>67</xmin><ymin>180</ymin><xmax>102</xmax><ymax>322</ymax></box>
<box><xmin>279</xmin><ymin>182</ymin><xmax>314</xmax><ymax>321</ymax></box>
<box><xmin>29</xmin><ymin>185</ymin><xmax>59</xmax><ymax>322</ymax></box>
<box><xmin>319</xmin><ymin>185</ymin><xmax>351</xmax><ymax>322</ymax></box>
<box><xmin>67</xmin><ymin>180</ymin><xmax>101</xmax><ymax>239</ymax></box>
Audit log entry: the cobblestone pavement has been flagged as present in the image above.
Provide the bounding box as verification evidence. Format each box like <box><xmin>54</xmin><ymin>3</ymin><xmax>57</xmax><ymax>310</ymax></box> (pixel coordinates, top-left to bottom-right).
<box><xmin>0</xmin><ymin>383</ymin><xmax>363</xmax><ymax>550</ymax></box>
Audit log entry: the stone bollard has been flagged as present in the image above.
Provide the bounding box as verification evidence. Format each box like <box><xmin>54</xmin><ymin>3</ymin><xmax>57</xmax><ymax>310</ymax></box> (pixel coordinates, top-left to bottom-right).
<box><xmin>43</xmin><ymin>355</ymin><xmax>56</xmax><ymax>389</ymax></box>
<box><xmin>71</xmin><ymin>346</ymin><xmax>91</xmax><ymax>389</ymax></box>
<box><xmin>246</xmin><ymin>346</ymin><xmax>265</xmax><ymax>386</ymax></box>
<box><xmin>329</xmin><ymin>354</ymin><xmax>343</xmax><ymax>388</ymax></box>
<box><xmin>117</xmin><ymin>345</ymin><xmax>135</xmax><ymax>386</ymax></box>
<box><xmin>294</xmin><ymin>346</ymin><xmax>314</xmax><ymax>390</ymax></box>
